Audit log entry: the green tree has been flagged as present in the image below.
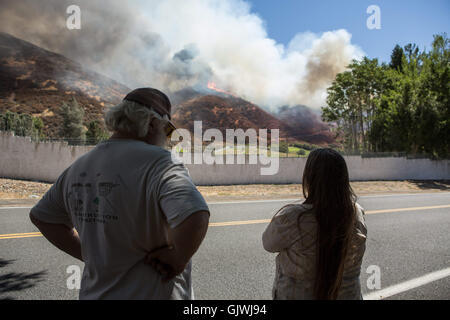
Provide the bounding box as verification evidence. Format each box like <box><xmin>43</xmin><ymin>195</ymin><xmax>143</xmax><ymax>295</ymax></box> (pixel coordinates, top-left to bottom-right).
<box><xmin>414</xmin><ymin>33</ymin><xmax>449</xmax><ymax>157</ymax></box>
<box><xmin>389</xmin><ymin>45</ymin><xmax>405</xmax><ymax>72</ymax></box>
<box><xmin>59</xmin><ymin>97</ymin><xmax>86</xmax><ymax>144</ymax></box>
<box><xmin>323</xmin><ymin>57</ymin><xmax>383</xmax><ymax>152</ymax></box>
<box><xmin>0</xmin><ymin>110</ymin><xmax>46</xmax><ymax>140</ymax></box>
<box><xmin>31</xmin><ymin>117</ymin><xmax>46</xmax><ymax>141</ymax></box>
<box><xmin>4</xmin><ymin>111</ymin><xmax>19</xmax><ymax>132</ymax></box>
<box><xmin>279</xmin><ymin>140</ymin><xmax>289</xmax><ymax>154</ymax></box>
<box><xmin>17</xmin><ymin>114</ymin><xmax>33</xmax><ymax>136</ymax></box>
<box><xmin>327</xmin><ymin>34</ymin><xmax>449</xmax><ymax>158</ymax></box>
<box><xmin>322</xmin><ymin>71</ymin><xmax>355</xmax><ymax>151</ymax></box>
<box><xmin>0</xmin><ymin>113</ymin><xmax>5</xmax><ymax>131</ymax></box>
<box><xmin>1</xmin><ymin>111</ymin><xmax>28</xmax><ymax>136</ymax></box>
<box><xmin>86</xmin><ymin>120</ymin><xmax>109</xmax><ymax>145</ymax></box>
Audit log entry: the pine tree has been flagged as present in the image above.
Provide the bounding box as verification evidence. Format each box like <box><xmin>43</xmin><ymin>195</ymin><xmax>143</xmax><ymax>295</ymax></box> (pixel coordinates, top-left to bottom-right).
<box><xmin>390</xmin><ymin>45</ymin><xmax>404</xmax><ymax>72</ymax></box>
<box><xmin>59</xmin><ymin>97</ymin><xmax>86</xmax><ymax>144</ymax></box>
<box><xmin>32</xmin><ymin>117</ymin><xmax>45</xmax><ymax>141</ymax></box>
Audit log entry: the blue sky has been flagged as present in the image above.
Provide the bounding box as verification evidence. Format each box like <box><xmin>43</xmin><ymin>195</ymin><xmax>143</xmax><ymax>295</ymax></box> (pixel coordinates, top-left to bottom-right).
<box><xmin>247</xmin><ymin>0</ymin><xmax>450</xmax><ymax>63</ymax></box>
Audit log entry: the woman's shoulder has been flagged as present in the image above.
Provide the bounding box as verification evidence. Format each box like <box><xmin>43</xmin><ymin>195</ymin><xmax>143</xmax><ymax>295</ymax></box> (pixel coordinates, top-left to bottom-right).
<box><xmin>354</xmin><ymin>201</ymin><xmax>368</xmax><ymax>235</ymax></box>
<box><xmin>278</xmin><ymin>202</ymin><xmax>313</xmax><ymax>215</ymax></box>
<box><xmin>275</xmin><ymin>202</ymin><xmax>315</xmax><ymax>224</ymax></box>
<box><xmin>355</xmin><ymin>202</ymin><xmax>365</xmax><ymax>212</ymax></box>
<box><xmin>354</xmin><ymin>202</ymin><xmax>366</xmax><ymax>219</ymax></box>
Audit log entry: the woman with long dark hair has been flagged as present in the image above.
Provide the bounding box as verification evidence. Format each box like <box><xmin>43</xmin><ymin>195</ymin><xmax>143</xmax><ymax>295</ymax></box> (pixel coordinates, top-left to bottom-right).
<box><xmin>262</xmin><ymin>148</ymin><xmax>367</xmax><ymax>300</ymax></box>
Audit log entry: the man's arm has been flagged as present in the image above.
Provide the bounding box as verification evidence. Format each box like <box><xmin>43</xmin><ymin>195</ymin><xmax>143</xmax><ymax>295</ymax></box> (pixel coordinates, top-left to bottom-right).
<box><xmin>30</xmin><ymin>212</ymin><xmax>83</xmax><ymax>262</ymax></box>
<box><xmin>146</xmin><ymin>210</ymin><xmax>209</xmax><ymax>280</ymax></box>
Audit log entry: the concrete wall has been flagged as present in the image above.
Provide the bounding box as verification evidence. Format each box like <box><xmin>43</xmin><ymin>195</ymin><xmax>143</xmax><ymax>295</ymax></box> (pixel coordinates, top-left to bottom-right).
<box><xmin>0</xmin><ymin>132</ymin><xmax>94</xmax><ymax>183</ymax></box>
<box><xmin>185</xmin><ymin>155</ymin><xmax>449</xmax><ymax>184</ymax></box>
<box><xmin>1</xmin><ymin>131</ymin><xmax>449</xmax><ymax>184</ymax></box>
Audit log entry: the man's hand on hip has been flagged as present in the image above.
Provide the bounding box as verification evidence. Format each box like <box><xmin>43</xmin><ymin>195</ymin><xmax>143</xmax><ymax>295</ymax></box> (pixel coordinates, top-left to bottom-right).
<box><xmin>145</xmin><ymin>245</ymin><xmax>186</xmax><ymax>282</ymax></box>
<box><xmin>145</xmin><ymin>210</ymin><xmax>210</xmax><ymax>282</ymax></box>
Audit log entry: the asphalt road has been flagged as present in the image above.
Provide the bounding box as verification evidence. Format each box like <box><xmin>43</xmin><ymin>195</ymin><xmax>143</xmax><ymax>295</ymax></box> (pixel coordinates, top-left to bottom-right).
<box><xmin>0</xmin><ymin>192</ymin><xmax>449</xmax><ymax>300</ymax></box>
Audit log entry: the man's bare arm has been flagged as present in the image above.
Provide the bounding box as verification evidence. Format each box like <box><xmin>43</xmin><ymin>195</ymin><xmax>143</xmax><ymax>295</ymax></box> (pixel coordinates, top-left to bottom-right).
<box><xmin>30</xmin><ymin>212</ymin><xmax>83</xmax><ymax>262</ymax></box>
<box><xmin>168</xmin><ymin>210</ymin><xmax>210</xmax><ymax>265</ymax></box>
<box><xmin>146</xmin><ymin>210</ymin><xmax>209</xmax><ymax>279</ymax></box>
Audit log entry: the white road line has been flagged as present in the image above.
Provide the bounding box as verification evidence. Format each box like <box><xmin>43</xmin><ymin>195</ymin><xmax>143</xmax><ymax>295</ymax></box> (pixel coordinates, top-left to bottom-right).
<box><xmin>0</xmin><ymin>206</ymin><xmax>34</xmax><ymax>210</ymax></box>
<box><xmin>363</xmin><ymin>267</ymin><xmax>450</xmax><ymax>300</ymax></box>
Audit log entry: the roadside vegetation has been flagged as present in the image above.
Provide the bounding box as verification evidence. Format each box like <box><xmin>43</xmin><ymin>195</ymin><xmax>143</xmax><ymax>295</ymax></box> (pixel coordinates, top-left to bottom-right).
<box><xmin>322</xmin><ymin>34</ymin><xmax>449</xmax><ymax>159</ymax></box>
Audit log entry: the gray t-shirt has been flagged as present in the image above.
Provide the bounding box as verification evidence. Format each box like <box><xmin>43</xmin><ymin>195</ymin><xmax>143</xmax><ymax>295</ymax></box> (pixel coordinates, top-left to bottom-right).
<box><xmin>30</xmin><ymin>138</ymin><xmax>210</xmax><ymax>300</ymax></box>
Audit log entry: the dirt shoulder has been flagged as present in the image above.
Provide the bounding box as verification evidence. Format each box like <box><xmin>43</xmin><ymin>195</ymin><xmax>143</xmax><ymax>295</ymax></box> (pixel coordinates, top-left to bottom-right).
<box><xmin>0</xmin><ymin>177</ymin><xmax>448</xmax><ymax>206</ymax></box>
<box><xmin>197</xmin><ymin>180</ymin><xmax>450</xmax><ymax>202</ymax></box>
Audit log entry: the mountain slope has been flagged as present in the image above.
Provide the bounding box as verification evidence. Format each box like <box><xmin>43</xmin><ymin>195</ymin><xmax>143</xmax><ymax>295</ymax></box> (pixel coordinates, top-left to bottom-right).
<box><xmin>172</xmin><ymin>94</ymin><xmax>290</xmax><ymax>140</ymax></box>
<box><xmin>276</xmin><ymin>105</ymin><xmax>335</xmax><ymax>144</ymax></box>
<box><xmin>0</xmin><ymin>32</ymin><xmax>130</xmax><ymax>137</ymax></box>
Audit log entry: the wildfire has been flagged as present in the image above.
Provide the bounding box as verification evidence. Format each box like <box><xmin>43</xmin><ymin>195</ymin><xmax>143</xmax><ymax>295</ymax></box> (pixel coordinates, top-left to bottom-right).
<box><xmin>207</xmin><ymin>81</ymin><xmax>237</xmax><ymax>97</ymax></box>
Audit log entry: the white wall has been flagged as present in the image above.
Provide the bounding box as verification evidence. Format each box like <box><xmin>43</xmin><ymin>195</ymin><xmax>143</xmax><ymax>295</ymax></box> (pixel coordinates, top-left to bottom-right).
<box><xmin>1</xmin><ymin>132</ymin><xmax>449</xmax><ymax>184</ymax></box>
<box><xmin>0</xmin><ymin>132</ymin><xmax>94</xmax><ymax>183</ymax></box>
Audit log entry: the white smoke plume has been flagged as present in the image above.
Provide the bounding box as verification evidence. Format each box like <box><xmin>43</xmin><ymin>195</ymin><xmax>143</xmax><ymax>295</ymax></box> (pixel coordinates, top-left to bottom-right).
<box><xmin>0</xmin><ymin>0</ymin><xmax>364</xmax><ymax>110</ymax></box>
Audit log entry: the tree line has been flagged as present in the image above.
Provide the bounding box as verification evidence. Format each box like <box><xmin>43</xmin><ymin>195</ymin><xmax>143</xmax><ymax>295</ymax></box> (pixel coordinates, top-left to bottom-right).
<box><xmin>0</xmin><ymin>111</ymin><xmax>45</xmax><ymax>141</ymax></box>
<box><xmin>322</xmin><ymin>34</ymin><xmax>449</xmax><ymax>159</ymax></box>
<box><xmin>0</xmin><ymin>96</ymin><xmax>110</xmax><ymax>145</ymax></box>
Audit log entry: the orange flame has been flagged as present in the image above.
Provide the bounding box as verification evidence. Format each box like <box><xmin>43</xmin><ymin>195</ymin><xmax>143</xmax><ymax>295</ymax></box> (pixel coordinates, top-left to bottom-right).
<box><xmin>207</xmin><ymin>81</ymin><xmax>237</xmax><ymax>97</ymax></box>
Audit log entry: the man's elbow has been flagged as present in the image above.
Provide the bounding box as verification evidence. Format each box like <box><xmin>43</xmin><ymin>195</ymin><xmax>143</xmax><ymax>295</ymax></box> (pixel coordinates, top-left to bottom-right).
<box><xmin>199</xmin><ymin>210</ymin><xmax>210</xmax><ymax>229</ymax></box>
<box><xmin>29</xmin><ymin>211</ymin><xmax>48</xmax><ymax>230</ymax></box>
<box><xmin>29</xmin><ymin>211</ymin><xmax>39</xmax><ymax>226</ymax></box>
<box><xmin>190</xmin><ymin>210</ymin><xmax>209</xmax><ymax>239</ymax></box>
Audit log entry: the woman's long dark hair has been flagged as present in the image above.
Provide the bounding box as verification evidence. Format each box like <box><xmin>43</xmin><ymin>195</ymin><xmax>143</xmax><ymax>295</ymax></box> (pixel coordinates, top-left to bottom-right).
<box><xmin>303</xmin><ymin>148</ymin><xmax>357</xmax><ymax>299</ymax></box>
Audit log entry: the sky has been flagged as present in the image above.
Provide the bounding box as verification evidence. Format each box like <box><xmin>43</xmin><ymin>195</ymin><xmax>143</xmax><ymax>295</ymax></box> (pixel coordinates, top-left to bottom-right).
<box><xmin>247</xmin><ymin>0</ymin><xmax>450</xmax><ymax>63</ymax></box>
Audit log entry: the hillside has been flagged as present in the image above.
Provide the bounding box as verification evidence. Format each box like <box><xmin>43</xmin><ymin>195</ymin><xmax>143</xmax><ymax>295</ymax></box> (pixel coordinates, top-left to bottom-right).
<box><xmin>172</xmin><ymin>94</ymin><xmax>291</xmax><ymax>140</ymax></box>
<box><xmin>0</xmin><ymin>32</ymin><xmax>129</xmax><ymax>137</ymax></box>
<box><xmin>276</xmin><ymin>105</ymin><xmax>336</xmax><ymax>144</ymax></box>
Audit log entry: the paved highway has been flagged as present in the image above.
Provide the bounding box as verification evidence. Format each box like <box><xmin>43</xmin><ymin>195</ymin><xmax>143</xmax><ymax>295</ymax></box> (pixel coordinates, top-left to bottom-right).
<box><xmin>0</xmin><ymin>192</ymin><xmax>449</xmax><ymax>300</ymax></box>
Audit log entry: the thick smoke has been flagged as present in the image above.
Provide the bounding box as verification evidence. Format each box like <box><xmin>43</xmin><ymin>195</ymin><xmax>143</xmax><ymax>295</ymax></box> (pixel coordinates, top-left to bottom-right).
<box><xmin>0</xmin><ymin>0</ymin><xmax>364</xmax><ymax>109</ymax></box>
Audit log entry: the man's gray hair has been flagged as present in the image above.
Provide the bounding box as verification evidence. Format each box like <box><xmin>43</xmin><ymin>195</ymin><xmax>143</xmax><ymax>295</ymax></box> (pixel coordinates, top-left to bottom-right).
<box><xmin>104</xmin><ymin>100</ymin><xmax>161</xmax><ymax>138</ymax></box>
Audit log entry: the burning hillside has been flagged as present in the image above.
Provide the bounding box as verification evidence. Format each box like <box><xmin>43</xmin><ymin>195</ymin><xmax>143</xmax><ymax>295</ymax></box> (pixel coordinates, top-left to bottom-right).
<box><xmin>0</xmin><ymin>32</ymin><xmax>129</xmax><ymax>137</ymax></box>
<box><xmin>171</xmin><ymin>94</ymin><xmax>290</xmax><ymax>139</ymax></box>
<box><xmin>276</xmin><ymin>105</ymin><xmax>336</xmax><ymax>144</ymax></box>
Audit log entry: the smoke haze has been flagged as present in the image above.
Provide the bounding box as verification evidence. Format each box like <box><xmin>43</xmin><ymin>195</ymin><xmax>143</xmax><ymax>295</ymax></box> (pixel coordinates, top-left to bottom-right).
<box><xmin>0</xmin><ymin>0</ymin><xmax>364</xmax><ymax>110</ymax></box>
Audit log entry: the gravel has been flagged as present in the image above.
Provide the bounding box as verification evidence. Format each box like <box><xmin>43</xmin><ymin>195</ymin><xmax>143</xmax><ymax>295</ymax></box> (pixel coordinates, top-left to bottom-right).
<box><xmin>1</xmin><ymin>178</ymin><xmax>448</xmax><ymax>203</ymax></box>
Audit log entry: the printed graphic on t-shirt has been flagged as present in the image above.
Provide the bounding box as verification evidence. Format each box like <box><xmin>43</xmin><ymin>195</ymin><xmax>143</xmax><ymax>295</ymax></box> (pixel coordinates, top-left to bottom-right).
<box><xmin>68</xmin><ymin>171</ymin><xmax>123</xmax><ymax>224</ymax></box>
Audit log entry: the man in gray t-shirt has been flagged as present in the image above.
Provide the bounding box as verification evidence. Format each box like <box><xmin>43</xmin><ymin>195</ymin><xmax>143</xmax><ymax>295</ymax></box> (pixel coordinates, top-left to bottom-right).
<box><xmin>30</xmin><ymin>88</ymin><xmax>210</xmax><ymax>299</ymax></box>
